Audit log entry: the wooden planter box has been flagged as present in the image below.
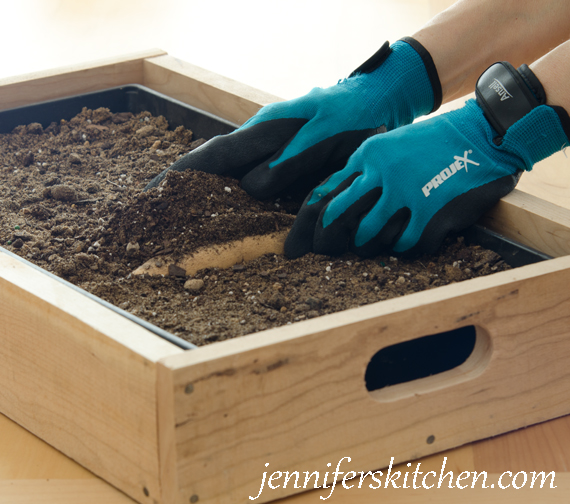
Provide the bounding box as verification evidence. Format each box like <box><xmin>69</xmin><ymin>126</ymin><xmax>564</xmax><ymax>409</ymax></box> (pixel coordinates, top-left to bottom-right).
<box><xmin>1</xmin><ymin>49</ymin><xmax>570</xmax><ymax>504</ymax></box>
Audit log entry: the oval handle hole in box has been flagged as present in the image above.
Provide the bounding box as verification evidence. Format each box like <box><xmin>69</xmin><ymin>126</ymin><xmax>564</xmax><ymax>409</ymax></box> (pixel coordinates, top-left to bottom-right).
<box><xmin>366</xmin><ymin>326</ymin><xmax>492</xmax><ymax>402</ymax></box>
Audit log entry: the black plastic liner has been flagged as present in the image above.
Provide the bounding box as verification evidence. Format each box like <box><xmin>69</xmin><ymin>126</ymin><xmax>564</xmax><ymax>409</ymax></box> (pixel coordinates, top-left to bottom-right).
<box><xmin>462</xmin><ymin>224</ymin><xmax>551</xmax><ymax>267</ymax></box>
<box><xmin>0</xmin><ymin>85</ymin><xmax>551</xmax><ymax>353</ymax></box>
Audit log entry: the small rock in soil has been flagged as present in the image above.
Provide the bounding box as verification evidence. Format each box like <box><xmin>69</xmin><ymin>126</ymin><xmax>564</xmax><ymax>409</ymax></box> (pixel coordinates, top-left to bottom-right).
<box><xmin>26</xmin><ymin>123</ymin><xmax>43</xmax><ymax>135</ymax></box>
<box><xmin>44</xmin><ymin>177</ymin><xmax>61</xmax><ymax>187</ymax></box>
<box><xmin>126</xmin><ymin>242</ymin><xmax>140</xmax><ymax>254</ymax></box>
<box><xmin>49</xmin><ymin>184</ymin><xmax>77</xmax><ymax>202</ymax></box>
<box><xmin>22</xmin><ymin>152</ymin><xmax>34</xmax><ymax>166</ymax></box>
<box><xmin>136</xmin><ymin>125</ymin><xmax>155</xmax><ymax>137</ymax></box>
<box><xmin>306</xmin><ymin>297</ymin><xmax>323</xmax><ymax>310</ymax></box>
<box><xmin>184</xmin><ymin>279</ymin><xmax>204</xmax><ymax>292</ymax></box>
<box><xmin>92</xmin><ymin>107</ymin><xmax>112</xmax><ymax>124</ymax></box>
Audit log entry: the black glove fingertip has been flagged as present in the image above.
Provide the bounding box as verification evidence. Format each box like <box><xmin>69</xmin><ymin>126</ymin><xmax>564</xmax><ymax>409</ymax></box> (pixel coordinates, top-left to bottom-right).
<box><xmin>284</xmin><ymin>173</ymin><xmax>361</xmax><ymax>258</ymax></box>
<box><xmin>350</xmin><ymin>207</ymin><xmax>411</xmax><ymax>257</ymax></box>
<box><xmin>284</xmin><ymin>188</ymin><xmax>330</xmax><ymax>258</ymax></box>
<box><xmin>313</xmin><ymin>186</ymin><xmax>383</xmax><ymax>256</ymax></box>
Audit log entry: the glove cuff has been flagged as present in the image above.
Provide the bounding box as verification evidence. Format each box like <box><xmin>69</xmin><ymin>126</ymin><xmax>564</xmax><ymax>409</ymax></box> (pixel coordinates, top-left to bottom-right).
<box><xmin>349</xmin><ymin>37</ymin><xmax>442</xmax><ymax>129</ymax></box>
<box><xmin>399</xmin><ymin>36</ymin><xmax>443</xmax><ymax>113</ymax></box>
<box><xmin>550</xmin><ymin>105</ymin><xmax>570</xmax><ymax>142</ymax></box>
<box><xmin>501</xmin><ymin>104</ymin><xmax>570</xmax><ymax>169</ymax></box>
<box><xmin>348</xmin><ymin>37</ymin><xmax>442</xmax><ymax>114</ymax></box>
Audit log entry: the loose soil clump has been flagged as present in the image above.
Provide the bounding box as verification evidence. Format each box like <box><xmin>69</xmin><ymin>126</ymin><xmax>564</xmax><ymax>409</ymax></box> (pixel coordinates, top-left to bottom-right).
<box><xmin>0</xmin><ymin>107</ymin><xmax>511</xmax><ymax>346</ymax></box>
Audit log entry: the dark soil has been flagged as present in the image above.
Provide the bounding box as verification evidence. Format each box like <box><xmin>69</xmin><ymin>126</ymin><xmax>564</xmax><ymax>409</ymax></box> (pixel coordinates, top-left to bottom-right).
<box><xmin>0</xmin><ymin>107</ymin><xmax>511</xmax><ymax>346</ymax></box>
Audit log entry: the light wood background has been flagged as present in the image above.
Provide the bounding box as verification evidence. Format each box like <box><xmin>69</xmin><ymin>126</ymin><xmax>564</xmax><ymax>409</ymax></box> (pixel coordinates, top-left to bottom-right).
<box><xmin>1</xmin><ymin>1</ymin><xmax>569</xmax><ymax>503</ymax></box>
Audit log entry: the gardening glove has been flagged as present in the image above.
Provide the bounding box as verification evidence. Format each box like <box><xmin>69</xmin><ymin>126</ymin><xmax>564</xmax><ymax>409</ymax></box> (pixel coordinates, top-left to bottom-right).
<box><xmin>284</xmin><ymin>62</ymin><xmax>570</xmax><ymax>258</ymax></box>
<box><xmin>144</xmin><ymin>37</ymin><xmax>442</xmax><ymax>198</ymax></box>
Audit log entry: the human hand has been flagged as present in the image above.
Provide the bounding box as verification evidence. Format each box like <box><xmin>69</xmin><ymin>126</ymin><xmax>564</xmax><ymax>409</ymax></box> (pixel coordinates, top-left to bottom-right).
<box><xmin>144</xmin><ymin>38</ymin><xmax>441</xmax><ymax>199</ymax></box>
<box><xmin>284</xmin><ymin>62</ymin><xmax>570</xmax><ymax>258</ymax></box>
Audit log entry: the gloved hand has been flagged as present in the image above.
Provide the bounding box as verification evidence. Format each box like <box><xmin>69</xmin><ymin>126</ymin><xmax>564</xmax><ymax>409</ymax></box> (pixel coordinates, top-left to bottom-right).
<box><xmin>144</xmin><ymin>37</ymin><xmax>441</xmax><ymax>199</ymax></box>
<box><xmin>284</xmin><ymin>62</ymin><xmax>570</xmax><ymax>258</ymax></box>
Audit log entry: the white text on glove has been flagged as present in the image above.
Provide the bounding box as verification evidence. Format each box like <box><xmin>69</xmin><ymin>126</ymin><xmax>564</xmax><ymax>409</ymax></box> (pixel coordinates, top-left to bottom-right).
<box><xmin>422</xmin><ymin>150</ymin><xmax>480</xmax><ymax>197</ymax></box>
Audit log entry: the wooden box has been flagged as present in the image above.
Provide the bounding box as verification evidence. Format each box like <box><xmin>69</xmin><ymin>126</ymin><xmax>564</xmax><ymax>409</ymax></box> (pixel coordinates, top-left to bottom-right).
<box><xmin>1</xmin><ymin>49</ymin><xmax>570</xmax><ymax>504</ymax></box>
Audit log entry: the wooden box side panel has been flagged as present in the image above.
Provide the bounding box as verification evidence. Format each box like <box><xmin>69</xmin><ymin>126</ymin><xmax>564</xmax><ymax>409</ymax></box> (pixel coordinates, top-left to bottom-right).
<box><xmin>160</xmin><ymin>255</ymin><xmax>570</xmax><ymax>504</ymax></box>
<box><xmin>142</xmin><ymin>55</ymin><xmax>282</xmax><ymax>126</ymax></box>
<box><xmin>0</xmin><ymin>49</ymin><xmax>166</xmax><ymax>111</ymax></box>
<box><xmin>0</xmin><ymin>252</ymin><xmax>182</xmax><ymax>504</ymax></box>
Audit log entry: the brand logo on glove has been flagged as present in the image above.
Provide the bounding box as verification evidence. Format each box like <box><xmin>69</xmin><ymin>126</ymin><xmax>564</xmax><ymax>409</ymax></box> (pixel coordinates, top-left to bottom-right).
<box><xmin>489</xmin><ymin>79</ymin><xmax>513</xmax><ymax>102</ymax></box>
<box><xmin>422</xmin><ymin>150</ymin><xmax>480</xmax><ymax>197</ymax></box>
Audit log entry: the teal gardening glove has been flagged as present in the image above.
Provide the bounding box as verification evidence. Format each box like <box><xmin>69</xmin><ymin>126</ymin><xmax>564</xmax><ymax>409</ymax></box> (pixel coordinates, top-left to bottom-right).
<box><xmin>284</xmin><ymin>62</ymin><xmax>570</xmax><ymax>258</ymax></box>
<box><xmin>145</xmin><ymin>38</ymin><xmax>442</xmax><ymax>198</ymax></box>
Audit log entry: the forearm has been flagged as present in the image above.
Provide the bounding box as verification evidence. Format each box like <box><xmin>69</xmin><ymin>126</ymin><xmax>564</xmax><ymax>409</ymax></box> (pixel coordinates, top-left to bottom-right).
<box><xmin>413</xmin><ymin>0</ymin><xmax>570</xmax><ymax>103</ymax></box>
<box><xmin>531</xmin><ymin>40</ymin><xmax>570</xmax><ymax>112</ymax></box>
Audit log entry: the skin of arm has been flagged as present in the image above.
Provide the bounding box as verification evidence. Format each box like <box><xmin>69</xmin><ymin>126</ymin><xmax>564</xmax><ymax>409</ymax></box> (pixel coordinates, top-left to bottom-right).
<box><xmin>412</xmin><ymin>0</ymin><xmax>570</xmax><ymax>103</ymax></box>
<box><xmin>531</xmin><ymin>40</ymin><xmax>570</xmax><ymax>112</ymax></box>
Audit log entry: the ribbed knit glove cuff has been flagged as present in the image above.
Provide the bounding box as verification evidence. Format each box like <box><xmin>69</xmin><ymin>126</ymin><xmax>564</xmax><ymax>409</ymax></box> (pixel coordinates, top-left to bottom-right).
<box><xmin>352</xmin><ymin>37</ymin><xmax>442</xmax><ymax>130</ymax></box>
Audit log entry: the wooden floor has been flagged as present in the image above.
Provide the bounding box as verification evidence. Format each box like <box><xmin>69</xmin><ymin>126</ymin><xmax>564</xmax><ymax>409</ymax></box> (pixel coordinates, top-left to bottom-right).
<box><xmin>1</xmin><ymin>0</ymin><xmax>569</xmax><ymax>503</ymax></box>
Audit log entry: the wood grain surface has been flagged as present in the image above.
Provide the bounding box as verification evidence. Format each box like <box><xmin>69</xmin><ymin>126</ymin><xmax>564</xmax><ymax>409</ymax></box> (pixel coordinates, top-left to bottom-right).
<box><xmin>0</xmin><ymin>49</ymin><xmax>166</xmax><ymax>111</ymax></box>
